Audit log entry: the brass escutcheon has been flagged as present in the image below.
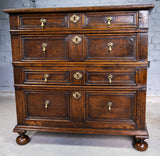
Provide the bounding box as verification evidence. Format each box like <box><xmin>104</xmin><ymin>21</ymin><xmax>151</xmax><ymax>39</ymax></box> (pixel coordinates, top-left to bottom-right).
<box><xmin>73</xmin><ymin>92</ymin><xmax>82</xmax><ymax>100</ymax></box>
<box><xmin>72</xmin><ymin>36</ymin><xmax>82</xmax><ymax>44</ymax></box>
<box><xmin>73</xmin><ymin>72</ymin><xmax>83</xmax><ymax>80</ymax></box>
<box><xmin>70</xmin><ymin>14</ymin><xmax>80</xmax><ymax>23</ymax></box>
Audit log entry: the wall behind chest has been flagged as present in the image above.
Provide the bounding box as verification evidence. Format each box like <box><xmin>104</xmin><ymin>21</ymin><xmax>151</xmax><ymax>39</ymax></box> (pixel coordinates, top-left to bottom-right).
<box><xmin>0</xmin><ymin>0</ymin><xmax>160</xmax><ymax>95</ymax></box>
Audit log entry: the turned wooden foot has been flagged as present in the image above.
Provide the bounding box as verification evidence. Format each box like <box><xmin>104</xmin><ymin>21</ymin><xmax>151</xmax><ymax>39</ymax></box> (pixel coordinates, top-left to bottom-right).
<box><xmin>134</xmin><ymin>138</ymin><xmax>148</xmax><ymax>151</ymax></box>
<box><xmin>16</xmin><ymin>132</ymin><xmax>30</xmax><ymax>145</ymax></box>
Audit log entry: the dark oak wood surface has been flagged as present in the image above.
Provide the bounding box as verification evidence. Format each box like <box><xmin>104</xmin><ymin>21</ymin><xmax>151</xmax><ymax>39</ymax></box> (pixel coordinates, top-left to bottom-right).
<box><xmin>4</xmin><ymin>5</ymin><xmax>154</xmax><ymax>150</ymax></box>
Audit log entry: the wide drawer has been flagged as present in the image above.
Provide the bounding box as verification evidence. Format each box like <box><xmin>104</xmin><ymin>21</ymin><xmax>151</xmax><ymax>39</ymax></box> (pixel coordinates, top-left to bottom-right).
<box><xmin>19</xmin><ymin>89</ymin><xmax>137</xmax><ymax>129</ymax></box>
<box><xmin>19</xmin><ymin>34</ymin><xmax>137</xmax><ymax>61</ymax></box>
<box><xmin>17</xmin><ymin>66</ymin><xmax>144</xmax><ymax>86</ymax></box>
<box><xmin>17</xmin><ymin>11</ymin><xmax>138</xmax><ymax>30</ymax></box>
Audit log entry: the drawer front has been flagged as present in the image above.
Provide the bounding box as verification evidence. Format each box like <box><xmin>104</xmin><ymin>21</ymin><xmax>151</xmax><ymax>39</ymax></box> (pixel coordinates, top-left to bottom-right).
<box><xmin>84</xmin><ymin>91</ymin><xmax>136</xmax><ymax>129</ymax></box>
<box><xmin>22</xmin><ymin>89</ymin><xmax>137</xmax><ymax>129</ymax></box>
<box><xmin>17</xmin><ymin>66</ymin><xmax>144</xmax><ymax>86</ymax></box>
<box><xmin>18</xmin><ymin>34</ymin><xmax>137</xmax><ymax>61</ymax></box>
<box><xmin>25</xmin><ymin>91</ymin><xmax>70</xmax><ymax>119</ymax></box>
<box><xmin>84</xmin><ymin>11</ymin><xmax>138</xmax><ymax>29</ymax></box>
<box><xmin>23</xmin><ymin>70</ymin><xmax>70</xmax><ymax>85</ymax></box>
<box><xmin>84</xmin><ymin>34</ymin><xmax>137</xmax><ymax>61</ymax></box>
<box><xmin>19</xmin><ymin>14</ymin><xmax>68</xmax><ymax>29</ymax></box>
<box><xmin>85</xmin><ymin>71</ymin><xmax>136</xmax><ymax>86</ymax></box>
<box><xmin>21</xmin><ymin>35</ymin><xmax>69</xmax><ymax>60</ymax></box>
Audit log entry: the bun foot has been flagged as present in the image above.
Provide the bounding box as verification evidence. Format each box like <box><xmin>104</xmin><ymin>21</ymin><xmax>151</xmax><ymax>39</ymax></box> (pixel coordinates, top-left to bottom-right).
<box><xmin>134</xmin><ymin>138</ymin><xmax>148</xmax><ymax>151</ymax></box>
<box><xmin>16</xmin><ymin>132</ymin><xmax>30</xmax><ymax>145</ymax></box>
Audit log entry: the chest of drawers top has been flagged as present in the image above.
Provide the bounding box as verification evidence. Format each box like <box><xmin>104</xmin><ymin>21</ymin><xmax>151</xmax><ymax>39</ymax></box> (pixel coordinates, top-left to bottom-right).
<box><xmin>4</xmin><ymin>4</ymin><xmax>154</xmax><ymax>31</ymax></box>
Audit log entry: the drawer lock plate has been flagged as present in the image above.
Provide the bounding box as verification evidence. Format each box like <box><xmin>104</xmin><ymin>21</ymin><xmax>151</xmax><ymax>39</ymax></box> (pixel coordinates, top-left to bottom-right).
<box><xmin>73</xmin><ymin>72</ymin><xmax>83</xmax><ymax>80</ymax></box>
<box><xmin>73</xmin><ymin>92</ymin><xmax>82</xmax><ymax>100</ymax></box>
<box><xmin>70</xmin><ymin>14</ymin><xmax>80</xmax><ymax>23</ymax></box>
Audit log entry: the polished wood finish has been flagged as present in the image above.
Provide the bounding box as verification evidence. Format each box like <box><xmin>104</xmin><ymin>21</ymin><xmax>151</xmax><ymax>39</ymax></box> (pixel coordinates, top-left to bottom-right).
<box><xmin>134</xmin><ymin>138</ymin><xmax>148</xmax><ymax>151</ymax></box>
<box><xmin>4</xmin><ymin>4</ymin><xmax>154</xmax><ymax>149</ymax></box>
<box><xmin>16</xmin><ymin>132</ymin><xmax>30</xmax><ymax>145</ymax></box>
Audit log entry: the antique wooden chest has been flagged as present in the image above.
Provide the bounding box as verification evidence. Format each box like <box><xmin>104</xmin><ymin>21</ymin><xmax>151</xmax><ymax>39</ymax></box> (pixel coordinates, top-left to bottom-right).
<box><xmin>3</xmin><ymin>4</ymin><xmax>154</xmax><ymax>151</ymax></box>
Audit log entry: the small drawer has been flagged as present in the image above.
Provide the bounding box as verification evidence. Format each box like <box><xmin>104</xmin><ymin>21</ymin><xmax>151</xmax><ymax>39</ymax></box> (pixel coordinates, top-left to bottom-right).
<box><xmin>84</xmin><ymin>34</ymin><xmax>137</xmax><ymax>61</ymax></box>
<box><xmin>85</xmin><ymin>71</ymin><xmax>136</xmax><ymax>86</ymax></box>
<box><xmin>23</xmin><ymin>70</ymin><xmax>70</xmax><ymax>85</ymax></box>
<box><xmin>18</xmin><ymin>14</ymin><xmax>68</xmax><ymax>29</ymax></box>
<box><xmin>83</xmin><ymin>11</ymin><xmax>138</xmax><ymax>29</ymax></box>
<box><xmin>85</xmin><ymin>91</ymin><xmax>136</xmax><ymax>121</ymax></box>
<box><xmin>21</xmin><ymin>35</ymin><xmax>69</xmax><ymax>61</ymax></box>
<box><xmin>25</xmin><ymin>91</ymin><xmax>70</xmax><ymax>120</ymax></box>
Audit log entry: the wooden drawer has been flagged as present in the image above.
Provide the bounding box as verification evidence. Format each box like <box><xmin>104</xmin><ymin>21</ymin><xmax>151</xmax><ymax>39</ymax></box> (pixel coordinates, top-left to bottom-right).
<box><xmin>18</xmin><ymin>12</ymin><xmax>137</xmax><ymax>30</ymax></box>
<box><xmin>83</xmin><ymin>11</ymin><xmax>138</xmax><ymax>29</ymax></box>
<box><xmin>84</xmin><ymin>34</ymin><xmax>137</xmax><ymax>61</ymax></box>
<box><xmin>85</xmin><ymin>71</ymin><xmax>136</xmax><ymax>86</ymax></box>
<box><xmin>21</xmin><ymin>35</ymin><xmax>69</xmax><ymax>61</ymax></box>
<box><xmin>18</xmin><ymin>14</ymin><xmax>68</xmax><ymax>29</ymax></box>
<box><xmin>23</xmin><ymin>70</ymin><xmax>70</xmax><ymax>85</ymax></box>
<box><xmin>84</xmin><ymin>91</ymin><xmax>136</xmax><ymax>129</ymax></box>
<box><xmin>21</xmin><ymin>89</ymin><xmax>137</xmax><ymax>129</ymax></box>
<box><xmin>16</xmin><ymin>34</ymin><xmax>138</xmax><ymax>61</ymax></box>
<box><xmin>15</xmin><ymin>66</ymin><xmax>146</xmax><ymax>86</ymax></box>
<box><xmin>25</xmin><ymin>91</ymin><xmax>70</xmax><ymax>120</ymax></box>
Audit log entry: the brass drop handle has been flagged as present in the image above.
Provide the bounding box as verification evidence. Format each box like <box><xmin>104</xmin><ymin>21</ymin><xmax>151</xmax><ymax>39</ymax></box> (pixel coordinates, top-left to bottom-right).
<box><xmin>73</xmin><ymin>92</ymin><xmax>82</xmax><ymax>100</ymax></box>
<box><xmin>70</xmin><ymin>14</ymin><xmax>80</xmax><ymax>23</ymax></box>
<box><xmin>42</xmin><ymin>43</ymin><xmax>47</xmax><ymax>53</ymax></box>
<box><xmin>108</xmin><ymin>42</ymin><xmax>113</xmax><ymax>53</ymax></box>
<box><xmin>108</xmin><ymin>74</ymin><xmax>113</xmax><ymax>84</ymax></box>
<box><xmin>107</xmin><ymin>17</ymin><xmax>112</xmax><ymax>26</ymax></box>
<box><xmin>40</xmin><ymin>18</ymin><xmax>46</xmax><ymax>28</ymax></box>
<box><xmin>44</xmin><ymin>100</ymin><xmax>50</xmax><ymax>110</ymax></box>
<box><xmin>73</xmin><ymin>72</ymin><xmax>83</xmax><ymax>80</ymax></box>
<box><xmin>107</xmin><ymin>101</ymin><xmax>112</xmax><ymax>111</ymax></box>
<box><xmin>44</xmin><ymin>74</ymin><xmax>49</xmax><ymax>82</ymax></box>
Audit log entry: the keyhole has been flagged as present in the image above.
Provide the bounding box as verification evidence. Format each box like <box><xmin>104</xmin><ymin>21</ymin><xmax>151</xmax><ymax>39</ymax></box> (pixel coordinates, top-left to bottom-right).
<box><xmin>76</xmin><ymin>37</ymin><xmax>78</xmax><ymax>43</ymax></box>
<box><xmin>76</xmin><ymin>93</ymin><xmax>78</xmax><ymax>98</ymax></box>
<box><xmin>74</xmin><ymin>16</ymin><xmax>76</xmax><ymax>21</ymax></box>
<box><xmin>76</xmin><ymin>74</ymin><xmax>79</xmax><ymax>78</ymax></box>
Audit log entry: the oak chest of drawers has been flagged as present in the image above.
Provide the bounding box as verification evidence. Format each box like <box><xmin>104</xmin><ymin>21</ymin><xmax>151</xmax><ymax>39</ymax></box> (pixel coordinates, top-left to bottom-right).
<box><xmin>4</xmin><ymin>4</ymin><xmax>154</xmax><ymax>151</ymax></box>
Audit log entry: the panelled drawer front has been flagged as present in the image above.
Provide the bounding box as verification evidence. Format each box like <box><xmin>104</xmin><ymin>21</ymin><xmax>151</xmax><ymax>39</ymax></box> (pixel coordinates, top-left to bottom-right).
<box><xmin>23</xmin><ymin>89</ymin><xmax>137</xmax><ymax>129</ymax></box>
<box><xmin>86</xmin><ymin>71</ymin><xmax>136</xmax><ymax>85</ymax></box>
<box><xmin>84</xmin><ymin>34</ymin><xmax>137</xmax><ymax>61</ymax></box>
<box><xmin>84</xmin><ymin>91</ymin><xmax>136</xmax><ymax>129</ymax></box>
<box><xmin>17</xmin><ymin>12</ymin><xmax>137</xmax><ymax>30</ymax></box>
<box><xmin>21</xmin><ymin>35</ymin><xmax>69</xmax><ymax>60</ymax></box>
<box><xmin>20</xmin><ymin>34</ymin><xmax>137</xmax><ymax>61</ymax></box>
<box><xmin>19</xmin><ymin>14</ymin><xmax>68</xmax><ymax>29</ymax></box>
<box><xmin>23</xmin><ymin>70</ymin><xmax>70</xmax><ymax>85</ymax></box>
<box><xmin>84</xmin><ymin>11</ymin><xmax>138</xmax><ymax>29</ymax></box>
<box><xmin>18</xmin><ymin>66</ymin><xmax>145</xmax><ymax>86</ymax></box>
<box><xmin>25</xmin><ymin>91</ymin><xmax>70</xmax><ymax>120</ymax></box>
